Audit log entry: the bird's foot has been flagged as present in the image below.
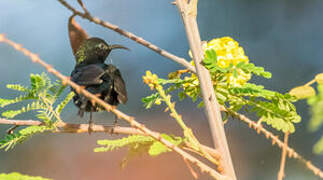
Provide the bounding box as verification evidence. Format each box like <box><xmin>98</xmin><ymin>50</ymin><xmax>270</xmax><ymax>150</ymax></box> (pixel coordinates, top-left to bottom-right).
<box><xmin>6</xmin><ymin>125</ymin><xmax>19</xmax><ymax>134</ymax></box>
<box><xmin>88</xmin><ymin>122</ymin><xmax>94</xmax><ymax>135</ymax></box>
<box><xmin>110</xmin><ymin>115</ymin><xmax>119</xmax><ymax>135</ymax></box>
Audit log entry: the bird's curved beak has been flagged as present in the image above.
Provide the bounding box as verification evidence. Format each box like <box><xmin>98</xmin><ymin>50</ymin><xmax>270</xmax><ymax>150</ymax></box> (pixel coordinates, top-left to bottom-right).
<box><xmin>109</xmin><ymin>44</ymin><xmax>130</xmax><ymax>51</ymax></box>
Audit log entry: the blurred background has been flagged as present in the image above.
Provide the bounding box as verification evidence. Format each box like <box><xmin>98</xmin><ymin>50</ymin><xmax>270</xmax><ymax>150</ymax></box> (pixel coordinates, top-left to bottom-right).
<box><xmin>0</xmin><ymin>0</ymin><xmax>322</xmax><ymax>179</ymax></box>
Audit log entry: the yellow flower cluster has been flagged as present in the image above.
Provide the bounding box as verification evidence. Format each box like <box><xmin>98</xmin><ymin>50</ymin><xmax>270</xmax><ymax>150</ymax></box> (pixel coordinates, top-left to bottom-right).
<box><xmin>207</xmin><ymin>37</ymin><xmax>251</xmax><ymax>86</ymax></box>
<box><xmin>189</xmin><ymin>37</ymin><xmax>251</xmax><ymax>87</ymax></box>
<box><xmin>143</xmin><ymin>71</ymin><xmax>159</xmax><ymax>90</ymax></box>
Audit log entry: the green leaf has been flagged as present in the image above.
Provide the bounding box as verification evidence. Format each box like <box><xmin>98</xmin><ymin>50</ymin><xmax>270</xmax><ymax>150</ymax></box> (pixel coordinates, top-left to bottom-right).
<box><xmin>0</xmin><ymin>172</ymin><xmax>51</xmax><ymax>180</ymax></box>
<box><xmin>148</xmin><ymin>134</ymin><xmax>183</xmax><ymax>156</ymax></box>
<box><xmin>313</xmin><ymin>136</ymin><xmax>323</xmax><ymax>155</ymax></box>
<box><xmin>6</xmin><ymin>84</ymin><xmax>29</xmax><ymax>92</ymax></box>
<box><xmin>261</xmin><ymin>116</ymin><xmax>296</xmax><ymax>133</ymax></box>
<box><xmin>148</xmin><ymin>141</ymin><xmax>169</xmax><ymax>156</ymax></box>
<box><xmin>197</xmin><ymin>101</ymin><xmax>204</xmax><ymax>108</ymax></box>
<box><xmin>158</xmin><ymin>78</ymin><xmax>187</xmax><ymax>85</ymax></box>
<box><xmin>227</xmin><ymin>83</ymin><xmax>301</xmax><ymax>133</ymax></box>
<box><xmin>2</xmin><ymin>101</ymin><xmax>45</xmax><ymax>118</ymax></box>
<box><xmin>203</xmin><ymin>50</ymin><xmax>219</xmax><ymax>71</ymax></box>
<box><xmin>51</xmin><ymin>81</ymin><xmax>67</xmax><ymax>98</ymax></box>
<box><xmin>142</xmin><ymin>93</ymin><xmax>160</xmax><ymax>109</ymax></box>
<box><xmin>0</xmin><ymin>96</ymin><xmax>29</xmax><ymax>108</ymax></box>
<box><xmin>205</xmin><ymin>49</ymin><xmax>217</xmax><ymax>60</ymax></box>
<box><xmin>55</xmin><ymin>91</ymin><xmax>74</xmax><ymax>114</ymax></box>
<box><xmin>94</xmin><ymin>135</ymin><xmax>154</xmax><ymax>152</ymax></box>
<box><xmin>233</xmin><ymin>69</ymin><xmax>238</xmax><ymax>78</ymax></box>
<box><xmin>0</xmin><ymin>126</ymin><xmax>50</xmax><ymax>151</ymax></box>
<box><xmin>289</xmin><ymin>86</ymin><xmax>316</xmax><ymax>99</ymax></box>
<box><xmin>239</xmin><ymin>62</ymin><xmax>272</xmax><ymax>79</ymax></box>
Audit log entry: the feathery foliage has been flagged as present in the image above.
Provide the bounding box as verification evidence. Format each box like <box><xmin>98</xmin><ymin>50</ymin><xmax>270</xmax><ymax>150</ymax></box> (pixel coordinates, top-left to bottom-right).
<box><xmin>0</xmin><ymin>73</ymin><xmax>73</xmax><ymax>150</ymax></box>
<box><xmin>94</xmin><ymin>135</ymin><xmax>154</xmax><ymax>153</ymax></box>
<box><xmin>0</xmin><ymin>172</ymin><xmax>51</xmax><ymax>180</ymax></box>
<box><xmin>0</xmin><ymin>73</ymin><xmax>71</xmax><ymax>123</ymax></box>
<box><xmin>95</xmin><ymin>134</ymin><xmax>183</xmax><ymax>166</ymax></box>
<box><xmin>143</xmin><ymin>37</ymin><xmax>301</xmax><ymax>133</ymax></box>
<box><xmin>0</xmin><ymin>126</ymin><xmax>50</xmax><ymax>151</ymax></box>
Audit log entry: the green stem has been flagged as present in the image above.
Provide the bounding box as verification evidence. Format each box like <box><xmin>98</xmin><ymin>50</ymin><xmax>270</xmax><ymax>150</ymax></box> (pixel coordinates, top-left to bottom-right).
<box><xmin>156</xmin><ymin>85</ymin><xmax>188</xmax><ymax>131</ymax></box>
<box><xmin>155</xmin><ymin>84</ymin><xmax>219</xmax><ymax>166</ymax></box>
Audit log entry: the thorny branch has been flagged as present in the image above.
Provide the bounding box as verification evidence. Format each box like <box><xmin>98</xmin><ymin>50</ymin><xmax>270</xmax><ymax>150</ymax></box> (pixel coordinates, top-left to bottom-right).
<box><xmin>0</xmin><ymin>118</ymin><xmax>136</xmax><ymax>134</ymax></box>
<box><xmin>0</xmin><ymin>34</ymin><xmax>227</xmax><ymax>180</ymax></box>
<box><xmin>0</xmin><ymin>118</ymin><xmax>221</xmax><ymax>160</ymax></box>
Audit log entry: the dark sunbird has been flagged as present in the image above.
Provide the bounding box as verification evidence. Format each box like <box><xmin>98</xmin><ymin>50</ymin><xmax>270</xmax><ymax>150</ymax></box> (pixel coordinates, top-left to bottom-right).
<box><xmin>70</xmin><ymin>37</ymin><xmax>128</xmax><ymax>131</ymax></box>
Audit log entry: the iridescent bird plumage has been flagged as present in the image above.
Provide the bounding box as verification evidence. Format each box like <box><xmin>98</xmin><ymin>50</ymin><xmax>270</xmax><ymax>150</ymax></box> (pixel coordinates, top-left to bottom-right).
<box><xmin>70</xmin><ymin>37</ymin><xmax>129</xmax><ymax>130</ymax></box>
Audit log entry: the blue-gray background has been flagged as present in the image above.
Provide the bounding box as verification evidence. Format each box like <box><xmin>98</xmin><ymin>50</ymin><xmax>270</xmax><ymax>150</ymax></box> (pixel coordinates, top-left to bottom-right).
<box><xmin>0</xmin><ymin>0</ymin><xmax>322</xmax><ymax>179</ymax></box>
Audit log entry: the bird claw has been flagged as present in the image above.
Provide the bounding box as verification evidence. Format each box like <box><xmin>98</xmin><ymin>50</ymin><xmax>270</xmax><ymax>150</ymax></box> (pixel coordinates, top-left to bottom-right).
<box><xmin>110</xmin><ymin>115</ymin><xmax>119</xmax><ymax>135</ymax></box>
<box><xmin>88</xmin><ymin>121</ymin><xmax>94</xmax><ymax>135</ymax></box>
<box><xmin>6</xmin><ymin>125</ymin><xmax>19</xmax><ymax>134</ymax></box>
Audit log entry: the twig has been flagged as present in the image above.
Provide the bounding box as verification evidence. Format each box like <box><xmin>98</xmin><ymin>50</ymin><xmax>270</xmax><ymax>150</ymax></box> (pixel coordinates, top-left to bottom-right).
<box><xmin>0</xmin><ymin>119</ymin><xmax>43</xmax><ymax>126</ymax></box>
<box><xmin>77</xmin><ymin>0</ymin><xmax>90</xmax><ymax>15</ymax></box>
<box><xmin>175</xmin><ymin>0</ymin><xmax>236</xmax><ymax>179</ymax></box>
<box><xmin>182</xmin><ymin>156</ymin><xmax>199</xmax><ymax>179</ymax></box>
<box><xmin>0</xmin><ymin>118</ymin><xmax>136</xmax><ymax>134</ymax></box>
<box><xmin>6</xmin><ymin>125</ymin><xmax>19</xmax><ymax>134</ymax></box>
<box><xmin>278</xmin><ymin>133</ymin><xmax>289</xmax><ymax>180</ymax></box>
<box><xmin>56</xmin><ymin>0</ymin><xmax>196</xmax><ymax>73</ymax></box>
<box><xmin>227</xmin><ymin>109</ymin><xmax>323</xmax><ymax>178</ymax></box>
<box><xmin>0</xmin><ymin>118</ymin><xmax>221</xmax><ymax>160</ymax></box>
<box><xmin>0</xmin><ymin>34</ymin><xmax>227</xmax><ymax>180</ymax></box>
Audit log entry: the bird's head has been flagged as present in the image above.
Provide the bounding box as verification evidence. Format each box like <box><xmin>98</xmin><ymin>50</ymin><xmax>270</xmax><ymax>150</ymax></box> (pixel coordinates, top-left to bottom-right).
<box><xmin>75</xmin><ymin>37</ymin><xmax>129</xmax><ymax>65</ymax></box>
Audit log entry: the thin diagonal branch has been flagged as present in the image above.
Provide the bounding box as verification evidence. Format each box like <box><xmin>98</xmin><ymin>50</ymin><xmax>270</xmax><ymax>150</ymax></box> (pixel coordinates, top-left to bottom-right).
<box><xmin>0</xmin><ymin>118</ymin><xmax>134</xmax><ymax>134</ymax></box>
<box><xmin>57</xmin><ymin>0</ymin><xmax>196</xmax><ymax>73</ymax></box>
<box><xmin>182</xmin><ymin>156</ymin><xmax>199</xmax><ymax>179</ymax></box>
<box><xmin>175</xmin><ymin>0</ymin><xmax>236</xmax><ymax>178</ymax></box>
<box><xmin>0</xmin><ymin>118</ymin><xmax>221</xmax><ymax>162</ymax></box>
<box><xmin>0</xmin><ymin>34</ymin><xmax>227</xmax><ymax>180</ymax></box>
<box><xmin>278</xmin><ymin>133</ymin><xmax>289</xmax><ymax>180</ymax></box>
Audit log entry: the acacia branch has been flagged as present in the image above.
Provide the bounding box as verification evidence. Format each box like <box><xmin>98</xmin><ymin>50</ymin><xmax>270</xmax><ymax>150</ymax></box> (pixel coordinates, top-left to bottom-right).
<box><xmin>57</xmin><ymin>0</ymin><xmax>196</xmax><ymax>73</ymax></box>
<box><xmin>0</xmin><ymin>118</ymin><xmax>137</xmax><ymax>134</ymax></box>
<box><xmin>0</xmin><ymin>34</ymin><xmax>227</xmax><ymax>180</ymax></box>
<box><xmin>175</xmin><ymin>0</ymin><xmax>236</xmax><ymax>179</ymax></box>
<box><xmin>0</xmin><ymin>118</ymin><xmax>221</xmax><ymax>161</ymax></box>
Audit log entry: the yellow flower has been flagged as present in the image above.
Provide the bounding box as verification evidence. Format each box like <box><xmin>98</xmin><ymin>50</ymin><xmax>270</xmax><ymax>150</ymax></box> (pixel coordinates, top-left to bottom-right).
<box><xmin>207</xmin><ymin>37</ymin><xmax>251</xmax><ymax>86</ymax></box>
<box><xmin>189</xmin><ymin>37</ymin><xmax>251</xmax><ymax>87</ymax></box>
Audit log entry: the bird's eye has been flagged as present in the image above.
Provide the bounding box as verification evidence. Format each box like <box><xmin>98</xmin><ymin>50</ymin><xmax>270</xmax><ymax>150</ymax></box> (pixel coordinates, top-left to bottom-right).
<box><xmin>97</xmin><ymin>43</ymin><xmax>106</xmax><ymax>49</ymax></box>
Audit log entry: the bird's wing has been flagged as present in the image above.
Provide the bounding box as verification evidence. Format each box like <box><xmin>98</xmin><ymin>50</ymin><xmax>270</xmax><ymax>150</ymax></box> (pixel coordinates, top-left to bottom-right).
<box><xmin>71</xmin><ymin>64</ymin><xmax>105</xmax><ymax>85</ymax></box>
<box><xmin>113</xmin><ymin>69</ymin><xmax>128</xmax><ymax>104</ymax></box>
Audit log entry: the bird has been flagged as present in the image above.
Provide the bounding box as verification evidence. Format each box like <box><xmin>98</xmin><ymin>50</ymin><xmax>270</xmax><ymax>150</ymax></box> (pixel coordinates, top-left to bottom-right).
<box><xmin>70</xmin><ymin>37</ymin><xmax>129</xmax><ymax>131</ymax></box>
